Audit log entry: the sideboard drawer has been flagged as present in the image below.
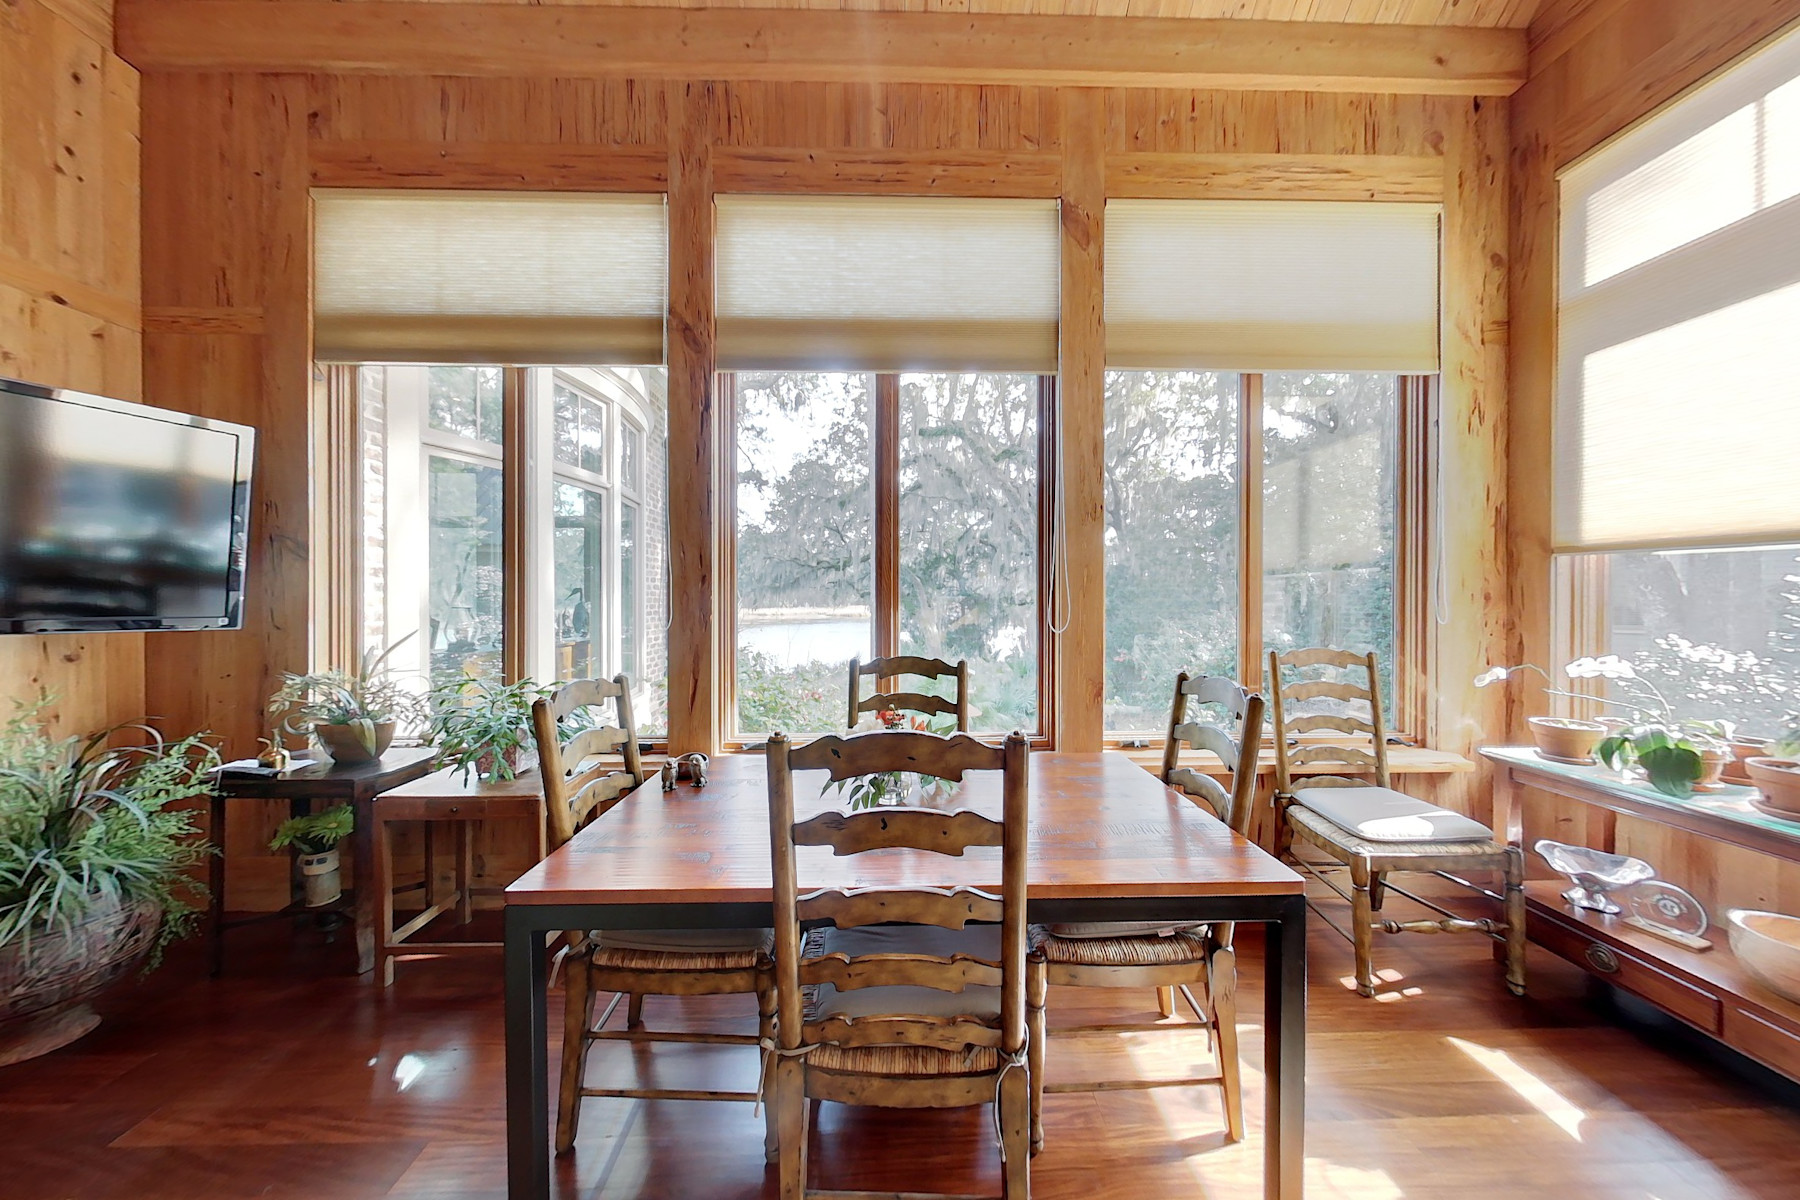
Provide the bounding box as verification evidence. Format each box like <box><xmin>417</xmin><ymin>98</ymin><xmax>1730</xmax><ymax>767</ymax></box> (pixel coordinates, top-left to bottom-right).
<box><xmin>1531</xmin><ymin>907</ymin><xmax>1723</xmax><ymax>1034</ymax></box>
<box><xmin>1725</xmin><ymin>1005</ymin><xmax>1800</xmax><ymax>1078</ymax></box>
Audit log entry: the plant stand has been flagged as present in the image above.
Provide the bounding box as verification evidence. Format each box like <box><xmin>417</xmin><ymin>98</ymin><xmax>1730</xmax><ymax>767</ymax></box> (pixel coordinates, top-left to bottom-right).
<box><xmin>210</xmin><ymin>746</ymin><xmax>437</xmax><ymax>976</ymax></box>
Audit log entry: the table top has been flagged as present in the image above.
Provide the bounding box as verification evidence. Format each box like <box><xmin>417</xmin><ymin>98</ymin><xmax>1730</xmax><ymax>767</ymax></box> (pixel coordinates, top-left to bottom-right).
<box><xmin>382</xmin><ymin>766</ymin><xmax>543</xmax><ymax>800</ymax></box>
<box><xmin>1121</xmin><ymin>742</ymin><xmax>1472</xmax><ymax>776</ymax></box>
<box><xmin>506</xmin><ymin>750</ymin><xmax>1302</xmax><ymax>907</ymax></box>
<box><xmin>1484</xmin><ymin>745</ymin><xmax>1800</xmax><ymax>859</ymax></box>
<box><xmin>214</xmin><ymin>745</ymin><xmax>438</xmax><ymax>800</ymax></box>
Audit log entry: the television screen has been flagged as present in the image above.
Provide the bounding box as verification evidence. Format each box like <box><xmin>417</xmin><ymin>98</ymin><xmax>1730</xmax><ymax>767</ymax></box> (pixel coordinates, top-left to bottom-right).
<box><xmin>0</xmin><ymin>378</ymin><xmax>255</xmax><ymax>633</ymax></box>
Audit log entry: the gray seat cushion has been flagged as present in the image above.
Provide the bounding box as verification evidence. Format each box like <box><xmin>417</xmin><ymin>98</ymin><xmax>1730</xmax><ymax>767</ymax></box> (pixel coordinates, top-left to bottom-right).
<box><xmin>1293</xmin><ymin>786</ymin><xmax>1493</xmax><ymax>843</ymax></box>
<box><xmin>595</xmin><ymin>927</ymin><xmax>774</xmax><ymax>954</ymax></box>
<box><xmin>1044</xmin><ymin>920</ymin><xmax>1207</xmax><ymax>939</ymax></box>
<box><xmin>812</xmin><ymin>925</ymin><xmax>1000</xmax><ymax>1021</ymax></box>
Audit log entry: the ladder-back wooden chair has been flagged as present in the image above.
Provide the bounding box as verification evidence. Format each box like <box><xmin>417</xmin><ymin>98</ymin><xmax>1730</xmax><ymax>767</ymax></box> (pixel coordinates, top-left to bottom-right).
<box><xmin>529</xmin><ymin>675</ymin><xmax>776</xmax><ymax>1157</ymax></box>
<box><xmin>1268</xmin><ymin>648</ymin><xmax>1525</xmax><ymax>998</ymax></box>
<box><xmin>1026</xmin><ymin>672</ymin><xmax>1263</xmax><ymax>1149</ymax></box>
<box><xmin>765</xmin><ymin>728</ymin><xmax>1036</xmax><ymax>1200</ymax></box>
<box><xmin>847</xmin><ymin>655</ymin><xmax>970</xmax><ymax>731</ymax></box>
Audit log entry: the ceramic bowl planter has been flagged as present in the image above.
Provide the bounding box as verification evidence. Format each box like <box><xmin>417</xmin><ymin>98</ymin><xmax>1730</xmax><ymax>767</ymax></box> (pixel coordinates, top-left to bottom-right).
<box><xmin>1726</xmin><ymin>909</ymin><xmax>1800</xmax><ymax>1004</ymax></box>
<box><xmin>0</xmin><ymin>894</ymin><xmax>162</xmax><ymax>1067</ymax></box>
<box><xmin>314</xmin><ymin>720</ymin><xmax>396</xmax><ymax>765</ymax></box>
<box><xmin>1528</xmin><ymin>716</ymin><xmax>1607</xmax><ymax>765</ymax></box>
<box><xmin>1745</xmin><ymin>757</ymin><xmax>1800</xmax><ymax>816</ymax></box>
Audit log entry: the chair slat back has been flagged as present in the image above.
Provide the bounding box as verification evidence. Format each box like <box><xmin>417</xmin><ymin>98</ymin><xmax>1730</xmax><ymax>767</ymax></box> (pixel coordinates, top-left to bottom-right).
<box><xmin>1159</xmin><ymin>672</ymin><xmax>1265</xmax><ymax>838</ymax></box>
<box><xmin>847</xmin><ymin>655</ymin><xmax>971</xmax><ymax>731</ymax></box>
<box><xmin>767</xmin><ymin>729</ymin><xmax>1028</xmax><ymax>1061</ymax></box>
<box><xmin>1267</xmin><ymin>648</ymin><xmax>1392</xmax><ymax>795</ymax></box>
<box><xmin>531</xmin><ymin>674</ymin><xmax>645</xmax><ymax>851</ymax></box>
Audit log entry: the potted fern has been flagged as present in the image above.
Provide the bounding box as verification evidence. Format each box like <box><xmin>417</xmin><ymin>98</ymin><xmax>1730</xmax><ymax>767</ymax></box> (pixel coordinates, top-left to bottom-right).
<box><xmin>426</xmin><ymin>677</ymin><xmax>557</xmax><ymax>784</ymax></box>
<box><xmin>268</xmin><ymin>805</ymin><xmax>355</xmax><ymax>907</ymax></box>
<box><xmin>0</xmin><ymin>700</ymin><xmax>216</xmax><ymax>1065</ymax></box>
<box><xmin>268</xmin><ymin>637</ymin><xmax>426</xmax><ymax>765</ymax></box>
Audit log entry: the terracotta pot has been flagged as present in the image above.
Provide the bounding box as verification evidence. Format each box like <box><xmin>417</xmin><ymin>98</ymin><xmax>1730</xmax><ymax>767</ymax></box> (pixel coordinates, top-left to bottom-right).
<box><xmin>314</xmin><ymin>721</ymin><xmax>395</xmax><ymax>765</ymax></box>
<box><xmin>0</xmin><ymin>894</ymin><xmax>161</xmax><ymax>1067</ymax></box>
<box><xmin>1528</xmin><ymin>716</ymin><xmax>1606</xmax><ymax>765</ymax></box>
<box><xmin>1724</xmin><ymin>738</ymin><xmax>1769</xmax><ymax>786</ymax></box>
<box><xmin>1746</xmin><ymin>757</ymin><xmax>1800</xmax><ymax>815</ymax></box>
<box><xmin>1694</xmin><ymin>746</ymin><xmax>1731</xmax><ymax>791</ymax></box>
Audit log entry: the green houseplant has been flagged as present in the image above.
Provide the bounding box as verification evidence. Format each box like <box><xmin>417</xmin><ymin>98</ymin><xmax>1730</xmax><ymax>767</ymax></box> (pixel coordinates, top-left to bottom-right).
<box><xmin>268</xmin><ymin>636</ymin><xmax>426</xmax><ymax>764</ymax></box>
<box><xmin>0</xmin><ymin>700</ymin><xmax>217</xmax><ymax>1065</ymax></box>
<box><xmin>427</xmin><ymin>677</ymin><xmax>557</xmax><ymax>784</ymax></box>
<box><xmin>269</xmin><ymin>804</ymin><xmax>355</xmax><ymax>907</ymax></box>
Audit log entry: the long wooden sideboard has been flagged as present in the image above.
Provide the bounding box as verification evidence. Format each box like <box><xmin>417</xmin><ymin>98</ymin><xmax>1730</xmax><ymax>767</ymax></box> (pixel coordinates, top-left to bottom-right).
<box><xmin>1485</xmin><ymin>746</ymin><xmax>1800</xmax><ymax>1082</ymax></box>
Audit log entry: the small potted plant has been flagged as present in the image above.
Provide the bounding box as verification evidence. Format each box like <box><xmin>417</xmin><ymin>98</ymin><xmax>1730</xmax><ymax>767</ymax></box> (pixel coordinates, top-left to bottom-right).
<box><xmin>1475</xmin><ymin>659</ymin><xmax>1615</xmax><ymax>764</ymax></box>
<box><xmin>427</xmin><ymin>676</ymin><xmax>557</xmax><ymax>783</ymax></box>
<box><xmin>268</xmin><ymin>637</ymin><xmax>425</xmax><ymax>765</ymax></box>
<box><xmin>268</xmin><ymin>805</ymin><xmax>355</xmax><ymax>907</ymax></box>
<box><xmin>0</xmin><ymin>699</ymin><xmax>216</xmax><ymax>1065</ymax></box>
<box><xmin>1746</xmin><ymin>717</ymin><xmax>1800</xmax><ymax>816</ymax></box>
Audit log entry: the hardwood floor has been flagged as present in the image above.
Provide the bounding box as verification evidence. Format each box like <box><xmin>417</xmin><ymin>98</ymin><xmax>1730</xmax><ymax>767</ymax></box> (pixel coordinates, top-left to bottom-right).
<box><xmin>4</xmin><ymin>892</ymin><xmax>1799</xmax><ymax>1200</ymax></box>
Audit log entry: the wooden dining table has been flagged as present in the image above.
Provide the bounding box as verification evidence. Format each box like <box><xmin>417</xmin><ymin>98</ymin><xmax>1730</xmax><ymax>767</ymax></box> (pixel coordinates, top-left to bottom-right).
<box><xmin>503</xmin><ymin>749</ymin><xmax>1308</xmax><ymax>1199</ymax></box>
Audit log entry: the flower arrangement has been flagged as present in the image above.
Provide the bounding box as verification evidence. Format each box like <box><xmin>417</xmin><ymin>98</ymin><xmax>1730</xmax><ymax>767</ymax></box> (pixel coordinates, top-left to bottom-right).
<box><xmin>831</xmin><ymin>710</ymin><xmax>960</xmax><ymax>810</ymax></box>
<box><xmin>1476</xmin><ymin>656</ymin><xmax>1729</xmax><ymax>797</ymax></box>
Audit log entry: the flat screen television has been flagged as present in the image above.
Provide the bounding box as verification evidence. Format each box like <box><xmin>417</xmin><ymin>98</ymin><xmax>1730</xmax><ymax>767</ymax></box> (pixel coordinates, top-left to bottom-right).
<box><xmin>0</xmin><ymin>377</ymin><xmax>255</xmax><ymax>634</ymax></box>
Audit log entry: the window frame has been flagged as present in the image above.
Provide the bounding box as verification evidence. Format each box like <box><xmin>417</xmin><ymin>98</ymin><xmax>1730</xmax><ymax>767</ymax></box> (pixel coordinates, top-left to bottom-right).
<box><xmin>721</xmin><ymin>370</ymin><xmax>1059</xmax><ymax>747</ymax></box>
<box><xmin>329</xmin><ymin>362</ymin><xmax>671</xmax><ymax>753</ymax></box>
<box><xmin>1101</xmin><ymin>370</ymin><xmax>1434</xmax><ymax>745</ymax></box>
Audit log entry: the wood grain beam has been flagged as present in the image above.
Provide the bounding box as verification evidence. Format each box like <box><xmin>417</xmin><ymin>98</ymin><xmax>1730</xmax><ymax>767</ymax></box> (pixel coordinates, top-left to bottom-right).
<box><xmin>308</xmin><ymin>142</ymin><xmax>668</xmax><ymax>191</ymax></box>
<box><xmin>713</xmin><ymin>148</ymin><xmax>1062</xmax><ymax>197</ymax></box>
<box><xmin>115</xmin><ymin>2</ymin><xmax>1527</xmax><ymax>95</ymax></box>
<box><xmin>1107</xmin><ymin>152</ymin><xmax>1444</xmax><ymax>200</ymax></box>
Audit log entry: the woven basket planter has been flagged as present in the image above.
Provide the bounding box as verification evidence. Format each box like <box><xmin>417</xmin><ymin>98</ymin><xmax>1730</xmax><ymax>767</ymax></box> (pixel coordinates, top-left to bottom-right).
<box><xmin>0</xmin><ymin>894</ymin><xmax>162</xmax><ymax>1067</ymax></box>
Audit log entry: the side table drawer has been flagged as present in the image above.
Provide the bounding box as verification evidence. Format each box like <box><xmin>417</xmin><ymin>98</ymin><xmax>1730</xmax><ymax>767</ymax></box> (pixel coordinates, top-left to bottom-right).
<box><xmin>1725</xmin><ymin>1005</ymin><xmax>1800</xmax><ymax>1078</ymax></box>
<box><xmin>379</xmin><ymin>796</ymin><xmax>497</xmax><ymax>822</ymax></box>
<box><xmin>1531</xmin><ymin>907</ymin><xmax>1722</xmax><ymax>1034</ymax></box>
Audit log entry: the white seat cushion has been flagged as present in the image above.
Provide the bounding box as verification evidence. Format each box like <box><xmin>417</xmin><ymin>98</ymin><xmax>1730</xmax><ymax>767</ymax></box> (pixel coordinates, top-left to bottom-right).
<box><xmin>1044</xmin><ymin>920</ymin><xmax>1206</xmax><ymax>939</ymax></box>
<box><xmin>1293</xmin><ymin>786</ymin><xmax>1493</xmax><ymax>843</ymax></box>
<box><xmin>812</xmin><ymin>925</ymin><xmax>1000</xmax><ymax>1021</ymax></box>
<box><xmin>595</xmin><ymin>927</ymin><xmax>774</xmax><ymax>954</ymax></box>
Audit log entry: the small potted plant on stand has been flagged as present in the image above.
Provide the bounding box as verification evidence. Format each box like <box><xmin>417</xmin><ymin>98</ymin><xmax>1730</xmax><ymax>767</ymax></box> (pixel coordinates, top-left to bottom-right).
<box><xmin>427</xmin><ymin>677</ymin><xmax>557</xmax><ymax>783</ymax></box>
<box><xmin>268</xmin><ymin>637</ymin><xmax>425</xmax><ymax>765</ymax></box>
<box><xmin>0</xmin><ymin>700</ymin><xmax>216</xmax><ymax>1065</ymax></box>
<box><xmin>1746</xmin><ymin>717</ymin><xmax>1800</xmax><ymax>816</ymax></box>
<box><xmin>268</xmin><ymin>805</ymin><xmax>356</xmax><ymax>907</ymax></box>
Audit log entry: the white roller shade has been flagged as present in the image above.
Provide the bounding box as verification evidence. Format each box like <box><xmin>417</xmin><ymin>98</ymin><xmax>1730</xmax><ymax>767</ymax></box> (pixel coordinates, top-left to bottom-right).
<box><xmin>1557</xmin><ymin>24</ymin><xmax>1800</xmax><ymax>553</ymax></box>
<box><xmin>313</xmin><ymin>190</ymin><xmax>668</xmax><ymax>365</ymax></box>
<box><xmin>1104</xmin><ymin>200</ymin><xmax>1441</xmax><ymax>371</ymax></box>
<box><xmin>715</xmin><ymin>195</ymin><xmax>1060</xmax><ymax>372</ymax></box>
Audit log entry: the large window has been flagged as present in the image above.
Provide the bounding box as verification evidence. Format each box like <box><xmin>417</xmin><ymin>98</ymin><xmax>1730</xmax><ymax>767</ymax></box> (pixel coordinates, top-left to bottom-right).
<box><xmin>1554</xmin><ymin>25</ymin><xmax>1800</xmax><ymax>737</ymax></box>
<box><xmin>1104</xmin><ymin>370</ymin><xmax>1409</xmax><ymax>734</ymax></box>
<box><xmin>732</xmin><ymin>372</ymin><xmax>1045</xmax><ymax>737</ymax></box>
<box><xmin>355</xmin><ymin>363</ymin><xmax>671</xmax><ymax>735</ymax></box>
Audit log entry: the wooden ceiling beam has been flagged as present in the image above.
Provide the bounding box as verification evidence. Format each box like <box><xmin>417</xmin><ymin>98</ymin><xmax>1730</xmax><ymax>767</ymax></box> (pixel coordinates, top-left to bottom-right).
<box><xmin>114</xmin><ymin>2</ymin><xmax>1526</xmax><ymax>95</ymax></box>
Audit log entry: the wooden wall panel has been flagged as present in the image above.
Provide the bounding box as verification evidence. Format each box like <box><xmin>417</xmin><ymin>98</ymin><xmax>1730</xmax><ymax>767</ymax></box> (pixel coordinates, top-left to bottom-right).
<box><xmin>0</xmin><ymin>0</ymin><xmax>146</xmax><ymax>738</ymax></box>
<box><xmin>137</xmin><ymin>70</ymin><xmax>1510</xmax><ymax>905</ymax></box>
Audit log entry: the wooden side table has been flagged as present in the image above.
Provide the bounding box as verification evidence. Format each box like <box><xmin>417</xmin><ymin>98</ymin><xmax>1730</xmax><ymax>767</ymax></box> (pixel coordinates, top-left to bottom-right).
<box><xmin>210</xmin><ymin>746</ymin><xmax>437</xmax><ymax>976</ymax></box>
<box><xmin>372</xmin><ymin>767</ymin><xmax>545</xmax><ymax>985</ymax></box>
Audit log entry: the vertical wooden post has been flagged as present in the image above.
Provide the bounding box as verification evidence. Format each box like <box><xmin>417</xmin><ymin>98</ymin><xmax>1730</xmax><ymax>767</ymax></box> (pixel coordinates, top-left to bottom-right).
<box><xmin>1435</xmin><ymin>95</ymin><xmax>1511</xmax><ymax>823</ymax></box>
<box><xmin>667</xmin><ymin>81</ymin><xmax>719</xmax><ymax>755</ymax></box>
<box><xmin>874</xmin><ymin>373</ymin><xmax>901</xmax><ymax>661</ymax></box>
<box><xmin>1237</xmin><ymin>373</ymin><xmax>1265</xmax><ymax>697</ymax></box>
<box><xmin>1056</xmin><ymin>87</ymin><xmax>1106</xmax><ymax>751</ymax></box>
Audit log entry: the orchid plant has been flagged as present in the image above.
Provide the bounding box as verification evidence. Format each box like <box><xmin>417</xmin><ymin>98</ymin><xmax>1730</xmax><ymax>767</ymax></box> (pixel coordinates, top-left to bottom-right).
<box><xmin>830</xmin><ymin>709</ymin><xmax>961</xmax><ymax>810</ymax></box>
<box><xmin>1475</xmin><ymin>656</ymin><xmax>1728</xmax><ymax>797</ymax></box>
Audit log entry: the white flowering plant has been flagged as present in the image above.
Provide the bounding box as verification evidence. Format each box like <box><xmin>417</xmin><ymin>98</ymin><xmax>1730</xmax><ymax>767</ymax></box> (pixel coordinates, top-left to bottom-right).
<box><xmin>1475</xmin><ymin>656</ymin><xmax>1728</xmax><ymax>797</ymax></box>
